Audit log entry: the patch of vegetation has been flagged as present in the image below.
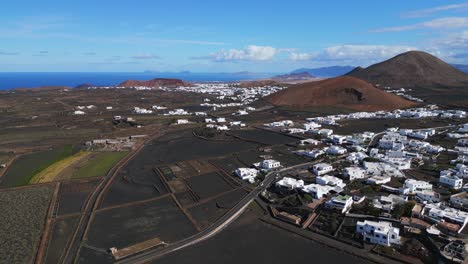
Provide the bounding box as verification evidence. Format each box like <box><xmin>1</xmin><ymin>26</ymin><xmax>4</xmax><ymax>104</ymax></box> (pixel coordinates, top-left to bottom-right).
<box><xmin>0</xmin><ymin>185</ymin><xmax>53</xmax><ymax>263</ymax></box>
<box><xmin>363</xmin><ymin>157</ymin><xmax>380</xmax><ymax>162</ymax></box>
<box><xmin>392</xmin><ymin>201</ymin><xmax>416</xmax><ymax>219</ymax></box>
<box><xmin>72</xmin><ymin>152</ymin><xmax>128</xmax><ymax>179</ymax></box>
<box><xmin>1</xmin><ymin>145</ymin><xmax>73</xmax><ymax>187</ymax></box>
<box><xmin>194</xmin><ymin>127</ymin><xmax>217</xmax><ymax>138</ymax></box>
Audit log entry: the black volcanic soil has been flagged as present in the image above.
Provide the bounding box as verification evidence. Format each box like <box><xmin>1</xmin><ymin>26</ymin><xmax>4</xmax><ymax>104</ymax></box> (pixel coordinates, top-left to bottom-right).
<box><xmin>154</xmin><ymin>209</ymin><xmax>371</xmax><ymax>264</ymax></box>
<box><xmin>266</xmin><ymin>76</ymin><xmax>416</xmax><ymax>111</ymax></box>
<box><xmin>347</xmin><ymin>51</ymin><xmax>468</xmax><ymax>88</ymax></box>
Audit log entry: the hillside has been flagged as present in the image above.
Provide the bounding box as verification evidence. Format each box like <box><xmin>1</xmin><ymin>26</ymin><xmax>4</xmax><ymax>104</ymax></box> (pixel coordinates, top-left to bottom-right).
<box><xmin>118</xmin><ymin>78</ymin><xmax>189</xmax><ymax>88</ymax></box>
<box><xmin>347</xmin><ymin>51</ymin><xmax>468</xmax><ymax>88</ymax></box>
<box><xmin>266</xmin><ymin>76</ymin><xmax>417</xmax><ymax>111</ymax></box>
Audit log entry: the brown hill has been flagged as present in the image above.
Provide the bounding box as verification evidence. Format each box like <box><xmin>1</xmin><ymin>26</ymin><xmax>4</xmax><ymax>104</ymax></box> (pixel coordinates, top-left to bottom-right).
<box><xmin>347</xmin><ymin>51</ymin><xmax>468</xmax><ymax>88</ymax></box>
<box><xmin>266</xmin><ymin>76</ymin><xmax>417</xmax><ymax>111</ymax></box>
<box><xmin>118</xmin><ymin>78</ymin><xmax>189</xmax><ymax>88</ymax></box>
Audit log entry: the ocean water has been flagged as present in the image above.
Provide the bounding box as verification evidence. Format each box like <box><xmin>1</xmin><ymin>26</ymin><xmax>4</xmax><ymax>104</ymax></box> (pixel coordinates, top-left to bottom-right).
<box><xmin>0</xmin><ymin>72</ymin><xmax>276</xmax><ymax>90</ymax></box>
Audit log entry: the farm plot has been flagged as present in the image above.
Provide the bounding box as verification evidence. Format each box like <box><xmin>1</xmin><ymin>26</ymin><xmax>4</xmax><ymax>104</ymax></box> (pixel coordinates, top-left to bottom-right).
<box><xmin>57</xmin><ymin>179</ymin><xmax>101</xmax><ymax>216</ymax></box>
<box><xmin>154</xmin><ymin>209</ymin><xmax>369</xmax><ymax>264</ymax></box>
<box><xmin>76</xmin><ymin>246</ymin><xmax>113</xmax><ymax>264</ymax></box>
<box><xmin>186</xmin><ymin>172</ymin><xmax>234</xmax><ymax>200</ymax></box>
<box><xmin>87</xmin><ymin>196</ymin><xmax>197</xmax><ymax>249</ymax></box>
<box><xmin>0</xmin><ymin>145</ymin><xmax>73</xmax><ymax>188</ymax></box>
<box><xmin>210</xmin><ymin>156</ymin><xmax>246</xmax><ymax>175</ymax></box>
<box><xmin>134</xmin><ymin>131</ymin><xmax>259</xmax><ymax>166</ymax></box>
<box><xmin>72</xmin><ymin>151</ymin><xmax>128</xmax><ymax>179</ymax></box>
<box><xmin>99</xmin><ymin>165</ymin><xmax>169</xmax><ymax>208</ymax></box>
<box><xmin>188</xmin><ymin>188</ymin><xmax>247</xmax><ymax>229</ymax></box>
<box><xmin>229</xmin><ymin>128</ymin><xmax>299</xmax><ymax>145</ymax></box>
<box><xmin>270</xmin><ymin>145</ymin><xmax>310</xmax><ymax>167</ymax></box>
<box><xmin>44</xmin><ymin>216</ymin><xmax>79</xmax><ymax>264</ymax></box>
<box><xmin>30</xmin><ymin>151</ymin><xmax>91</xmax><ymax>183</ymax></box>
<box><xmin>235</xmin><ymin>149</ymin><xmax>266</xmax><ymax>166</ymax></box>
<box><xmin>0</xmin><ymin>185</ymin><xmax>53</xmax><ymax>263</ymax></box>
<box><xmin>100</xmin><ymin>131</ymin><xmax>258</xmax><ymax>208</ymax></box>
<box><xmin>166</xmin><ymin>160</ymin><xmax>218</xmax><ymax>179</ymax></box>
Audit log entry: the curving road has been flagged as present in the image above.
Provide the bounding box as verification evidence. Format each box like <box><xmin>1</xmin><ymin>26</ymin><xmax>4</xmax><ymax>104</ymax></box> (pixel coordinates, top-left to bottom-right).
<box><xmin>117</xmin><ymin>161</ymin><xmax>315</xmax><ymax>264</ymax></box>
<box><xmin>61</xmin><ymin>133</ymin><xmax>161</xmax><ymax>264</ymax></box>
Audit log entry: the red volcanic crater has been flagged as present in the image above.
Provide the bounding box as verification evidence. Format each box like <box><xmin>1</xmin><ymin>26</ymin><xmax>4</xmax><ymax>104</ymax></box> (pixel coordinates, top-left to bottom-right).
<box><xmin>266</xmin><ymin>76</ymin><xmax>417</xmax><ymax>111</ymax></box>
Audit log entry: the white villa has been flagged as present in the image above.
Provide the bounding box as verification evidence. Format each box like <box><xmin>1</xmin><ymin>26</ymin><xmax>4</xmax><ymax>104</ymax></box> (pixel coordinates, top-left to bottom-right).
<box><xmin>356</xmin><ymin>220</ymin><xmax>401</xmax><ymax>246</ymax></box>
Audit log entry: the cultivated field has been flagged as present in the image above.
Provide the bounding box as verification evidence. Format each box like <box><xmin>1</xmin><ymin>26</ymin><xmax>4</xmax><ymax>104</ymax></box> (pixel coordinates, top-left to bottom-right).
<box><xmin>0</xmin><ymin>145</ymin><xmax>73</xmax><ymax>187</ymax></box>
<box><xmin>44</xmin><ymin>216</ymin><xmax>80</xmax><ymax>264</ymax></box>
<box><xmin>0</xmin><ymin>185</ymin><xmax>53</xmax><ymax>263</ymax></box>
<box><xmin>86</xmin><ymin>196</ymin><xmax>198</xmax><ymax>249</ymax></box>
<box><xmin>154</xmin><ymin>208</ymin><xmax>370</xmax><ymax>264</ymax></box>
<box><xmin>57</xmin><ymin>179</ymin><xmax>101</xmax><ymax>216</ymax></box>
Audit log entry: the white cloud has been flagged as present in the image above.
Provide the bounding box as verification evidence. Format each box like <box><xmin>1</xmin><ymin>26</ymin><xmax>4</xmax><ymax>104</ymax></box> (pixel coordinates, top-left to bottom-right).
<box><xmin>312</xmin><ymin>45</ymin><xmax>416</xmax><ymax>62</ymax></box>
<box><xmin>373</xmin><ymin>17</ymin><xmax>468</xmax><ymax>32</ymax></box>
<box><xmin>435</xmin><ymin>30</ymin><xmax>468</xmax><ymax>49</ymax></box>
<box><xmin>403</xmin><ymin>3</ymin><xmax>468</xmax><ymax>18</ymax></box>
<box><xmin>290</xmin><ymin>52</ymin><xmax>317</xmax><ymax>61</ymax></box>
<box><xmin>212</xmin><ymin>45</ymin><xmax>278</xmax><ymax>61</ymax></box>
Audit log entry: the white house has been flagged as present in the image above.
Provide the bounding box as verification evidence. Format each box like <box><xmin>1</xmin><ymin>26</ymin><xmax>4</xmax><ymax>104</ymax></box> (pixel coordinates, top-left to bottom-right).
<box><xmin>260</xmin><ymin>159</ymin><xmax>281</xmax><ymax>170</ymax></box>
<box><xmin>217</xmin><ymin>117</ymin><xmax>227</xmax><ymax>123</ymax></box>
<box><xmin>312</xmin><ymin>163</ymin><xmax>334</xmax><ymax>176</ymax></box>
<box><xmin>404</xmin><ymin>179</ymin><xmax>432</xmax><ymax>193</ymax></box>
<box><xmin>458</xmin><ymin>124</ymin><xmax>468</xmax><ymax>133</ymax></box>
<box><xmin>276</xmin><ymin>177</ymin><xmax>304</xmax><ymax>189</ymax></box>
<box><xmin>423</xmin><ymin>203</ymin><xmax>468</xmax><ymax>231</ymax></box>
<box><xmin>205</xmin><ymin>118</ymin><xmax>216</xmax><ymax>123</ymax></box>
<box><xmin>366</xmin><ymin>175</ymin><xmax>391</xmax><ymax>185</ymax></box>
<box><xmin>301</xmin><ymin>184</ymin><xmax>333</xmax><ymax>199</ymax></box>
<box><xmin>176</xmin><ymin>119</ymin><xmax>189</xmax><ymax>125</ymax></box>
<box><xmin>450</xmin><ymin>192</ymin><xmax>468</xmax><ymax>209</ymax></box>
<box><xmin>316</xmin><ymin>175</ymin><xmax>346</xmax><ymax>188</ymax></box>
<box><xmin>415</xmin><ymin>190</ymin><xmax>440</xmax><ymax>203</ymax></box>
<box><xmin>299</xmin><ymin>139</ymin><xmax>321</xmax><ymax>146</ymax></box>
<box><xmin>344</xmin><ymin>167</ymin><xmax>367</xmax><ymax>181</ymax></box>
<box><xmin>303</xmin><ymin>122</ymin><xmax>321</xmax><ymax>131</ymax></box>
<box><xmin>235</xmin><ymin>168</ymin><xmax>259</xmax><ymax>183</ymax></box>
<box><xmin>326</xmin><ymin>146</ymin><xmax>347</xmax><ymax>155</ymax></box>
<box><xmin>318</xmin><ymin>129</ymin><xmax>333</xmax><ymax>137</ymax></box>
<box><xmin>331</xmin><ymin>135</ymin><xmax>347</xmax><ymax>145</ymax></box>
<box><xmin>346</xmin><ymin>152</ymin><xmax>368</xmax><ymax>164</ymax></box>
<box><xmin>325</xmin><ymin>195</ymin><xmax>353</xmax><ymax>213</ymax></box>
<box><xmin>440</xmin><ymin>174</ymin><xmax>463</xmax><ymax>189</ymax></box>
<box><xmin>73</xmin><ymin>110</ymin><xmax>85</xmax><ymax>115</ymax></box>
<box><xmin>356</xmin><ymin>220</ymin><xmax>401</xmax><ymax>246</ymax></box>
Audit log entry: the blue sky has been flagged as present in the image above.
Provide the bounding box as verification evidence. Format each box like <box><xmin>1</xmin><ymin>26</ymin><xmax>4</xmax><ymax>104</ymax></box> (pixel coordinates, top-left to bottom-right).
<box><xmin>0</xmin><ymin>0</ymin><xmax>467</xmax><ymax>72</ymax></box>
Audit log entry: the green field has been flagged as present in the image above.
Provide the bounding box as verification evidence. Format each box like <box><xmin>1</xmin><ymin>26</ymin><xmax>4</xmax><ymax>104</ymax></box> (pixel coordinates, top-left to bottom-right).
<box><xmin>0</xmin><ymin>146</ymin><xmax>73</xmax><ymax>188</ymax></box>
<box><xmin>72</xmin><ymin>152</ymin><xmax>128</xmax><ymax>179</ymax></box>
<box><xmin>0</xmin><ymin>185</ymin><xmax>53</xmax><ymax>263</ymax></box>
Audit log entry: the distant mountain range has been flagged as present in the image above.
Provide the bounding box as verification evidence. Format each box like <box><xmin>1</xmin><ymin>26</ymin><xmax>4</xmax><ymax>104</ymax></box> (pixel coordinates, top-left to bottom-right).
<box><xmin>290</xmin><ymin>66</ymin><xmax>356</xmax><ymax>78</ymax></box>
<box><xmin>271</xmin><ymin>72</ymin><xmax>317</xmax><ymax>82</ymax></box>
<box><xmin>453</xmin><ymin>64</ymin><xmax>468</xmax><ymax>73</ymax></box>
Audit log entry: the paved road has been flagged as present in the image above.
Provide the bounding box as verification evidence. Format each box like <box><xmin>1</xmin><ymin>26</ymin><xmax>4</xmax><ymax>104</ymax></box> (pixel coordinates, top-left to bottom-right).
<box><xmin>61</xmin><ymin>134</ymin><xmax>160</xmax><ymax>264</ymax></box>
<box><xmin>117</xmin><ymin>161</ymin><xmax>316</xmax><ymax>264</ymax></box>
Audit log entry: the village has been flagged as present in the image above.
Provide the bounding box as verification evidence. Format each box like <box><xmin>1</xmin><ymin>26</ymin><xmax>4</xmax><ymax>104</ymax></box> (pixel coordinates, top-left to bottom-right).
<box><xmin>11</xmin><ymin>80</ymin><xmax>468</xmax><ymax>263</ymax></box>
<box><xmin>226</xmin><ymin>105</ymin><xmax>468</xmax><ymax>263</ymax></box>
